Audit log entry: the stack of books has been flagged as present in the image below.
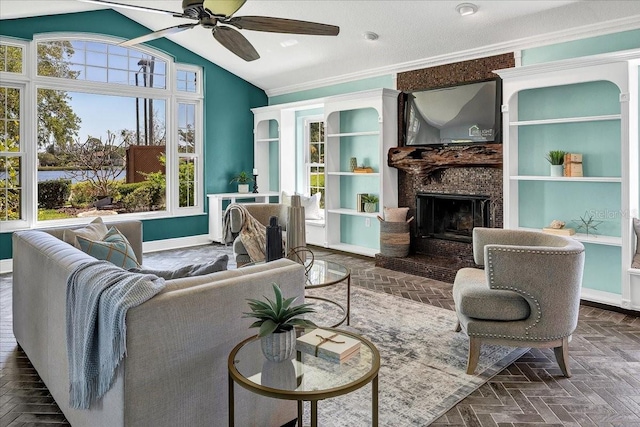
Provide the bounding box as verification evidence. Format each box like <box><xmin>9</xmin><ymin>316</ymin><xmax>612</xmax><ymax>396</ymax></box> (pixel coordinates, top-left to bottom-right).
<box><xmin>564</xmin><ymin>153</ymin><xmax>583</xmax><ymax>177</ymax></box>
<box><xmin>296</xmin><ymin>328</ymin><xmax>361</xmax><ymax>362</ymax></box>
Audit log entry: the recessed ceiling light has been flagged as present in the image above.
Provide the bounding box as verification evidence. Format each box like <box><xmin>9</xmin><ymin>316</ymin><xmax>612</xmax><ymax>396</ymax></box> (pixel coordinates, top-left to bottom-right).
<box><xmin>279</xmin><ymin>39</ymin><xmax>298</xmax><ymax>48</ymax></box>
<box><xmin>456</xmin><ymin>3</ymin><xmax>478</xmax><ymax>16</ymax></box>
<box><xmin>363</xmin><ymin>31</ymin><xmax>379</xmax><ymax>41</ymax></box>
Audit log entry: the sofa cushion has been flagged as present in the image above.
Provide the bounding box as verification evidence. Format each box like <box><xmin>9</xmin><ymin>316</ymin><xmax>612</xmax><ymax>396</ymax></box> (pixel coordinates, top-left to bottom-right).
<box><xmin>63</xmin><ymin>217</ymin><xmax>109</xmax><ymax>249</ymax></box>
<box><xmin>453</xmin><ymin>268</ymin><xmax>530</xmax><ymax>321</ymax></box>
<box><xmin>130</xmin><ymin>254</ymin><xmax>229</xmax><ymax>279</ymax></box>
<box><xmin>77</xmin><ymin>227</ymin><xmax>140</xmax><ymax>269</ymax></box>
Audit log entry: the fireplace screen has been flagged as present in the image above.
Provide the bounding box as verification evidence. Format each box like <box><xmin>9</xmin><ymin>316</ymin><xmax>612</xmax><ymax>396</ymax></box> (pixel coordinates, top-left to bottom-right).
<box><xmin>416</xmin><ymin>193</ymin><xmax>490</xmax><ymax>242</ymax></box>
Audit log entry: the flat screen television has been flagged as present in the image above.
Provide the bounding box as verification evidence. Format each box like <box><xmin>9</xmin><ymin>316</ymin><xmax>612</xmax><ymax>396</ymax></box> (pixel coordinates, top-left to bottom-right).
<box><xmin>403</xmin><ymin>78</ymin><xmax>502</xmax><ymax>146</ymax></box>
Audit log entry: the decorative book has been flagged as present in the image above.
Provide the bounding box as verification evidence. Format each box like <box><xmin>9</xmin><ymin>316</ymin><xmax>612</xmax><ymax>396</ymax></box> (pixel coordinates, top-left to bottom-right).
<box><xmin>353</xmin><ymin>167</ymin><xmax>374</xmax><ymax>173</ymax></box>
<box><xmin>542</xmin><ymin>227</ymin><xmax>576</xmax><ymax>236</ymax></box>
<box><xmin>296</xmin><ymin>328</ymin><xmax>361</xmax><ymax>362</ymax></box>
<box><xmin>563</xmin><ymin>153</ymin><xmax>583</xmax><ymax>177</ymax></box>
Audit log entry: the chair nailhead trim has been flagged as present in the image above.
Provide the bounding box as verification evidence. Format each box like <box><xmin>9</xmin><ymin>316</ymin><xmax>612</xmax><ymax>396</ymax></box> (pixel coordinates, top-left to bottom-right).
<box><xmin>468</xmin><ymin>332</ymin><xmax>568</xmax><ymax>340</ymax></box>
<box><xmin>486</xmin><ymin>247</ymin><xmax>579</xmax><ymax>335</ymax></box>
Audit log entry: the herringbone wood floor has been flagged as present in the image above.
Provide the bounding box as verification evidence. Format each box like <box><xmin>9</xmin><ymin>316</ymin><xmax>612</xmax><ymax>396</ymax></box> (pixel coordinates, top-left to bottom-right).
<box><xmin>1</xmin><ymin>244</ymin><xmax>639</xmax><ymax>426</ymax></box>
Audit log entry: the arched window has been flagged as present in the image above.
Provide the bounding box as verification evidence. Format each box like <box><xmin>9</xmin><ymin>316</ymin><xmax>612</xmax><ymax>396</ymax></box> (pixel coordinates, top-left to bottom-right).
<box><xmin>0</xmin><ymin>34</ymin><xmax>203</xmax><ymax>229</ymax></box>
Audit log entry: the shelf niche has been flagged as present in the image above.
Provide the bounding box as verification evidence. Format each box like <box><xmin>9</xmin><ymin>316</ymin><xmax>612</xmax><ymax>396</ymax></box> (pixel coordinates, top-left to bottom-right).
<box><xmin>387</xmin><ymin>144</ymin><xmax>503</xmax><ymax>178</ymax></box>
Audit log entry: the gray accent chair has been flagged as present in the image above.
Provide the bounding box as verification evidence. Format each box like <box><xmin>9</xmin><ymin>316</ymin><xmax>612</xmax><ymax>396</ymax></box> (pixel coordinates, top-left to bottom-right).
<box><xmin>453</xmin><ymin>227</ymin><xmax>585</xmax><ymax>377</ymax></box>
<box><xmin>228</xmin><ymin>203</ymin><xmax>289</xmax><ymax>266</ymax></box>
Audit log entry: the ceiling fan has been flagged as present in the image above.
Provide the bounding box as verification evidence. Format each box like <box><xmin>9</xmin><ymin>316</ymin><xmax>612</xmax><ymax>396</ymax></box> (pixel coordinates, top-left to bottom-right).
<box><xmin>78</xmin><ymin>0</ymin><xmax>340</xmax><ymax>61</ymax></box>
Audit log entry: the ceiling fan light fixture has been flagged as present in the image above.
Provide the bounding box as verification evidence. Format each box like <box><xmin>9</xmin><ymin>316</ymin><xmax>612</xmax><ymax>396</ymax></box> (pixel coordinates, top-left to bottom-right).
<box><xmin>456</xmin><ymin>3</ymin><xmax>478</xmax><ymax>16</ymax></box>
<box><xmin>202</xmin><ymin>0</ymin><xmax>246</xmax><ymax>17</ymax></box>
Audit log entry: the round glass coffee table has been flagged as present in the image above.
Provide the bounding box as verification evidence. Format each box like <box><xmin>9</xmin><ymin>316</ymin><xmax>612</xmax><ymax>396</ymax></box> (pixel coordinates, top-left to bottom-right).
<box><xmin>227</xmin><ymin>328</ymin><xmax>380</xmax><ymax>427</ymax></box>
<box><xmin>304</xmin><ymin>259</ymin><xmax>351</xmax><ymax>327</ymax></box>
<box><xmin>244</xmin><ymin>258</ymin><xmax>351</xmax><ymax>327</ymax></box>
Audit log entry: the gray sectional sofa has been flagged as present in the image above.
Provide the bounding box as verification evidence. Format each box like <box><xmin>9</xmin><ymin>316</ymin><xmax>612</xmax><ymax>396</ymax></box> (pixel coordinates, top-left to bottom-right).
<box><xmin>12</xmin><ymin>220</ymin><xmax>305</xmax><ymax>427</ymax></box>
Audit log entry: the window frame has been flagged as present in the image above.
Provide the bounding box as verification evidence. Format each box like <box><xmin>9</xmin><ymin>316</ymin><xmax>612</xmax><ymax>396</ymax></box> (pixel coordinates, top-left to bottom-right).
<box><xmin>0</xmin><ymin>33</ymin><xmax>204</xmax><ymax>231</ymax></box>
<box><xmin>303</xmin><ymin>116</ymin><xmax>325</xmax><ymax>205</ymax></box>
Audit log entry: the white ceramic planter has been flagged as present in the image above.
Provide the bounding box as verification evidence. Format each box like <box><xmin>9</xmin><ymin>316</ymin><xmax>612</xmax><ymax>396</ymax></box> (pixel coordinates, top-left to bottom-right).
<box><xmin>261</xmin><ymin>328</ymin><xmax>296</xmax><ymax>362</ymax></box>
<box><xmin>364</xmin><ymin>202</ymin><xmax>377</xmax><ymax>213</ymax></box>
<box><xmin>238</xmin><ymin>183</ymin><xmax>250</xmax><ymax>193</ymax></box>
<box><xmin>550</xmin><ymin>165</ymin><xmax>563</xmax><ymax>177</ymax></box>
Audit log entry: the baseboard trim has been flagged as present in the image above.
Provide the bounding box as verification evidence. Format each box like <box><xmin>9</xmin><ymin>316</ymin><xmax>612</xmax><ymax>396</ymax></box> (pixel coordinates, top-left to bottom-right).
<box><xmin>580</xmin><ymin>288</ymin><xmax>639</xmax><ymax>312</ymax></box>
<box><xmin>0</xmin><ymin>258</ymin><xmax>12</xmax><ymax>274</ymax></box>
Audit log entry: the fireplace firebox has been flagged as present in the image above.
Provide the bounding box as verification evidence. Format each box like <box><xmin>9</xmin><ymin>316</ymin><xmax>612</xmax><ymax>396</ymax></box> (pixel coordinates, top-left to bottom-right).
<box><xmin>416</xmin><ymin>193</ymin><xmax>490</xmax><ymax>243</ymax></box>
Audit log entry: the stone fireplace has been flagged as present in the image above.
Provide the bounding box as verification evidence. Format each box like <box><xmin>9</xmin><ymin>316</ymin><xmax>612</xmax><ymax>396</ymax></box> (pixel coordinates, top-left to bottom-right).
<box><xmin>374</xmin><ymin>53</ymin><xmax>513</xmax><ymax>283</ymax></box>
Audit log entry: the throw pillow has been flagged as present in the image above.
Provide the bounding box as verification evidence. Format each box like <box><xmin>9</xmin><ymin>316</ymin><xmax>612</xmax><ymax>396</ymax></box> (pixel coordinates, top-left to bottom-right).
<box><xmin>384</xmin><ymin>207</ymin><xmax>409</xmax><ymax>222</ymax></box>
<box><xmin>129</xmin><ymin>254</ymin><xmax>229</xmax><ymax>279</ymax></box>
<box><xmin>281</xmin><ymin>191</ymin><xmax>323</xmax><ymax>220</ymax></box>
<box><xmin>77</xmin><ymin>227</ymin><xmax>140</xmax><ymax>269</ymax></box>
<box><xmin>634</xmin><ymin>217</ymin><xmax>640</xmax><ymax>255</ymax></box>
<box><xmin>63</xmin><ymin>217</ymin><xmax>109</xmax><ymax>249</ymax></box>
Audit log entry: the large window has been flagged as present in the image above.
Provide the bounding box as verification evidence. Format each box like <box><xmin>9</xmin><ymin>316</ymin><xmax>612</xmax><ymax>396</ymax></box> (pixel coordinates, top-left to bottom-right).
<box><xmin>0</xmin><ymin>35</ymin><xmax>203</xmax><ymax>229</ymax></box>
<box><xmin>305</xmin><ymin>119</ymin><xmax>325</xmax><ymax>208</ymax></box>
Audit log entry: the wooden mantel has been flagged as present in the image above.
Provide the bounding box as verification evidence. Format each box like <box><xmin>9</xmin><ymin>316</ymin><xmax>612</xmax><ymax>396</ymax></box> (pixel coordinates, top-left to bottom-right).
<box><xmin>387</xmin><ymin>144</ymin><xmax>503</xmax><ymax>177</ymax></box>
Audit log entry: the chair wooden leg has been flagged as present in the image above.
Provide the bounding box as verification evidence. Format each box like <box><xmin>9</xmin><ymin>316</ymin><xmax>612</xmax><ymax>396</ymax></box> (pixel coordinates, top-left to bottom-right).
<box><xmin>454</xmin><ymin>320</ymin><xmax>461</xmax><ymax>332</ymax></box>
<box><xmin>553</xmin><ymin>336</ymin><xmax>571</xmax><ymax>377</ymax></box>
<box><xmin>466</xmin><ymin>337</ymin><xmax>481</xmax><ymax>375</ymax></box>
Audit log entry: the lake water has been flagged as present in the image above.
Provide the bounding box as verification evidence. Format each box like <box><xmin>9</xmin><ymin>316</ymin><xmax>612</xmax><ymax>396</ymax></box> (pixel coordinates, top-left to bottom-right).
<box><xmin>37</xmin><ymin>170</ymin><xmax>126</xmax><ymax>183</ymax></box>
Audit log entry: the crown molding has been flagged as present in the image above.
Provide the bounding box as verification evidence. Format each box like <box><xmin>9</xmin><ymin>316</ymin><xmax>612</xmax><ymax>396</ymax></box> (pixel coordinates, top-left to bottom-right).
<box><xmin>266</xmin><ymin>15</ymin><xmax>640</xmax><ymax>98</ymax></box>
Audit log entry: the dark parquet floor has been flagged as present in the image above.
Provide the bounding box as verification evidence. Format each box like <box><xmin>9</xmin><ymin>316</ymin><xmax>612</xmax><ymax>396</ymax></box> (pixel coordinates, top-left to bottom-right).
<box><xmin>1</xmin><ymin>243</ymin><xmax>639</xmax><ymax>426</ymax></box>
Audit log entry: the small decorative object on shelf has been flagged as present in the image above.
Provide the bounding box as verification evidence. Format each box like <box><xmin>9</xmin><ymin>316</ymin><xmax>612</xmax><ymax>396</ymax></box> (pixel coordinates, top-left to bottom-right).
<box><xmin>296</xmin><ymin>328</ymin><xmax>361</xmax><ymax>362</ymax></box>
<box><xmin>563</xmin><ymin>153</ymin><xmax>583</xmax><ymax>177</ymax></box>
<box><xmin>542</xmin><ymin>219</ymin><xmax>576</xmax><ymax>236</ymax></box>
<box><xmin>349</xmin><ymin>157</ymin><xmax>358</xmax><ymax>172</ymax></box>
<box><xmin>354</xmin><ymin>166</ymin><xmax>374</xmax><ymax>173</ymax></box>
<box><xmin>573</xmin><ymin>213</ymin><xmax>603</xmax><ymax>236</ymax></box>
<box><xmin>545</xmin><ymin>150</ymin><xmax>567</xmax><ymax>177</ymax></box>
<box><xmin>230</xmin><ymin>171</ymin><xmax>254</xmax><ymax>194</ymax></box>
<box><xmin>361</xmin><ymin>194</ymin><xmax>379</xmax><ymax>213</ymax></box>
<box><xmin>252</xmin><ymin>168</ymin><xmax>259</xmax><ymax>193</ymax></box>
<box><xmin>244</xmin><ymin>283</ymin><xmax>316</xmax><ymax>362</ymax></box>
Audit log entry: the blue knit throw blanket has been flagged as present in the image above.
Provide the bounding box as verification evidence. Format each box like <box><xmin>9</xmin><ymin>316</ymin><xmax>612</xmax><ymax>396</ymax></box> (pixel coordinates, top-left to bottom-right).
<box><xmin>66</xmin><ymin>260</ymin><xmax>166</xmax><ymax>409</ymax></box>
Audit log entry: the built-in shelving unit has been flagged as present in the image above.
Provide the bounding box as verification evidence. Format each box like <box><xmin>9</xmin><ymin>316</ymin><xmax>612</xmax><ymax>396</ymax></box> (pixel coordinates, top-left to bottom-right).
<box><xmin>252</xmin><ymin>110</ymin><xmax>281</xmax><ymax>195</ymax></box>
<box><xmin>495</xmin><ymin>49</ymin><xmax>640</xmax><ymax>310</ymax></box>
<box><xmin>323</xmin><ymin>88</ymin><xmax>400</xmax><ymax>257</ymax></box>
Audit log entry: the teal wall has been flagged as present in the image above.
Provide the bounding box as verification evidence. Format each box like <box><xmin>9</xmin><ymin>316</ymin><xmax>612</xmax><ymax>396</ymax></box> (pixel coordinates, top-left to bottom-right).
<box><xmin>522</xmin><ymin>28</ymin><xmax>640</xmax><ymax>65</ymax></box>
<box><xmin>269</xmin><ymin>75</ymin><xmax>394</xmax><ymax>105</ymax></box>
<box><xmin>0</xmin><ymin>9</ymin><xmax>267</xmax><ymax>256</ymax></box>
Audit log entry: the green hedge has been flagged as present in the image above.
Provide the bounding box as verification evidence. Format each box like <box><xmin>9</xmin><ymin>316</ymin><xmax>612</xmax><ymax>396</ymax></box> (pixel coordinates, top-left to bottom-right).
<box><xmin>38</xmin><ymin>179</ymin><xmax>71</xmax><ymax>209</ymax></box>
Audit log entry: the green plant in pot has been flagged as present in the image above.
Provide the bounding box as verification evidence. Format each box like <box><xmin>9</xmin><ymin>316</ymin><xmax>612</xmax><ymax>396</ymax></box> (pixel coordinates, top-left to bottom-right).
<box><xmin>230</xmin><ymin>171</ymin><xmax>254</xmax><ymax>193</ymax></box>
<box><xmin>362</xmin><ymin>194</ymin><xmax>379</xmax><ymax>213</ymax></box>
<box><xmin>244</xmin><ymin>283</ymin><xmax>317</xmax><ymax>362</ymax></box>
<box><xmin>545</xmin><ymin>150</ymin><xmax>566</xmax><ymax>177</ymax></box>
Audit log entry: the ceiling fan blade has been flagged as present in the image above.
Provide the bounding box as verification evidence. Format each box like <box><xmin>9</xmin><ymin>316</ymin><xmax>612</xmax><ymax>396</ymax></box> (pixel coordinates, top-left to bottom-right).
<box><xmin>226</xmin><ymin>16</ymin><xmax>339</xmax><ymax>36</ymax></box>
<box><xmin>213</xmin><ymin>26</ymin><xmax>259</xmax><ymax>62</ymax></box>
<box><xmin>120</xmin><ymin>23</ymin><xmax>199</xmax><ymax>47</ymax></box>
<box><xmin>202</xmin><ymin>0</ymin><xmax>246</xmax><ymax>18</ymax></box>
<box><xmin>77</xmin><ymin>0</ymin><xmax>192</xmax><ymax>19</ymax></box>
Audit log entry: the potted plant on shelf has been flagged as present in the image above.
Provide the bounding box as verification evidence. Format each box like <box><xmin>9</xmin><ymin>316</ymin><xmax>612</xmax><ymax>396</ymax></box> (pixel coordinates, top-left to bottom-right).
<box><xmin>361</xmin><ymin>194</ymin><xmax>379</xmax><ymax>213</ymax></box>
<box><xmin>230</xmin><ymin>171</ymin><xmax>254</xmax><ymax>193</ymax></box>
<box><xmin>545</xmin><ymin>150</ymin><xmax>566</xmax><ymax>177</ymax></box>
<box><xmin>244</xmin><ymin>283</ymin><xmax>317</xmax><ymax>362</ymax></box>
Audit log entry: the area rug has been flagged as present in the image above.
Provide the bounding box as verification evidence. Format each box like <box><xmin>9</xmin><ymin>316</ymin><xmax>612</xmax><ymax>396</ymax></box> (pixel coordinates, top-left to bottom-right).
<box><xmin>305</xmin><ymin>285</ymin><xmax>528</xmax><ymax>426</ymax></box>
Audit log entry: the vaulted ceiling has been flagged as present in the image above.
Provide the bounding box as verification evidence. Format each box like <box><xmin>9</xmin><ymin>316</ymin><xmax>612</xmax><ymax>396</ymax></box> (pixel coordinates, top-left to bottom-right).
<box><xmin>2</xmin><ymin>1</ymin><xmax>640</xmax><ymax>96</ymax></box>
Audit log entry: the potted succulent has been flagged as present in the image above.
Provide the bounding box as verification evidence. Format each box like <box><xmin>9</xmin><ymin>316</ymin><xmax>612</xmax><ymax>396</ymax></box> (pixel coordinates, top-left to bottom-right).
<box><xmin>230</xmin><ymin>171</ymin><xmax>254</xmax><ymax>193</ymax></box>
<box><xmin>244</xmin><ymin>283</ymin><xmax>317</xmax><ymax>362</ymax></box>
<box><xmin>545</xmin><ymin>150</ymin><xmax>566</xmax><ymax>177</ymax></box>
<box><xmin>361</xmin><ymin>194</ymin><xmax>379</xmax><ymax>213</ymax></box>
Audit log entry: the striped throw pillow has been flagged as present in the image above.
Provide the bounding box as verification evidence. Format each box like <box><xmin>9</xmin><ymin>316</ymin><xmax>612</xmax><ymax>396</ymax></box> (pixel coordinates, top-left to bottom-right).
<box><xmin>77</xmin><ymin>227</ymin><xmax>140</xmax><ymax>269</ymax></box>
